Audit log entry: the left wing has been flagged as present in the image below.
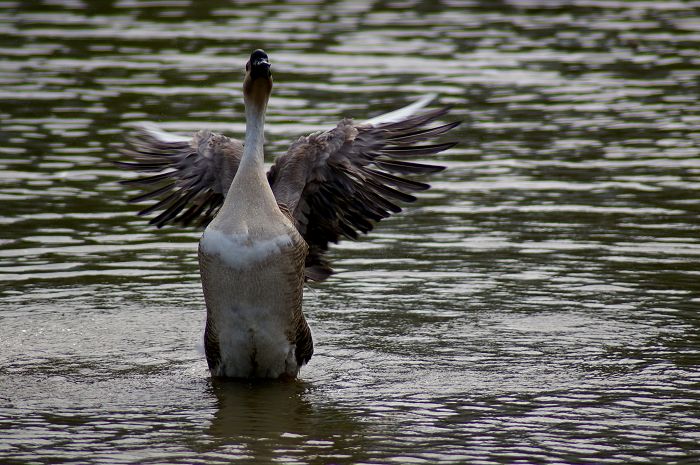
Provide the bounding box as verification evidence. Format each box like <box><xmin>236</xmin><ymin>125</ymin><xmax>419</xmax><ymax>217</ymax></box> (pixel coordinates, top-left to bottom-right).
<box><xmin>118</xmin><ymin>128</ymin><xmax>243</xmax><ymax>227</ymax></box>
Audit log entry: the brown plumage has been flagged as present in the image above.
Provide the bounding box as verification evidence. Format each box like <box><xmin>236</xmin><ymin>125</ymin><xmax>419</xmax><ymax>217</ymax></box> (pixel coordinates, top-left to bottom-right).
<box><xmin>121</xmin><ymin>106</ymin><xmax>458</xmax><ymax>281</ymax></box>
<box><xmin>118</xmin><ymin>49</ymin><xmax>459</xmax><ymax>379</ymax></box>
<box><xmin>198</xmin><ymin>225</ymin><xmax>311</xmax><ymax>376</ymax></box>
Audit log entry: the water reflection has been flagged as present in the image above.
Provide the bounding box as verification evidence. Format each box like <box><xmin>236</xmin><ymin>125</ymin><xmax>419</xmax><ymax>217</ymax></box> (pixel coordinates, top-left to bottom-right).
<box><xmin>206</xmin><ymin>380</ymin><xmax>368</xmax><ymax>464</ymax></box>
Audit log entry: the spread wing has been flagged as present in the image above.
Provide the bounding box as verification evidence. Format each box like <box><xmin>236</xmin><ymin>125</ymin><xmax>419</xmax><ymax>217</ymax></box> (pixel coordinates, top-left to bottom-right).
<box><xmin>267</xmin><ymin>96</ymin><xmax>460</xmax><ymax>281</ymax></box>
<box><xmin>118</xmin><ymin>128</ymin><xmax>243</xmax><ymax>228</ymax></box>
<box><xmin>118</xmin><ymin>95</ymin><xmax>459</xmax><ymax>280</ymax></box>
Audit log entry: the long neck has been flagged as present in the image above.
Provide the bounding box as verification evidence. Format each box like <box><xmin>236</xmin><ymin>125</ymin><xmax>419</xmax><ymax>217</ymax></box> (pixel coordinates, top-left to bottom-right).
<box><xmin>227</xmin><ymin>100</ymin><xmax>268</xmax><ymax>198</ymax></box>
<box><xmin>213</xmin><ymin>96</ymin><xmax>281</xmax><ymax>232</ymax></box>
<box><xmin>240</xmin><ymin>102</ymin><xmax>266</xmax><ymax>179</ymax></box>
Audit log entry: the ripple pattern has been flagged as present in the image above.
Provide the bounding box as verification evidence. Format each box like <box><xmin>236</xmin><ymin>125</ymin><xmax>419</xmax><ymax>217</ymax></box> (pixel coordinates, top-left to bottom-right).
<box><xmin>1</xmin><ymin>1</ymin><xmax>699</xmax><ymax>464</ymax></box>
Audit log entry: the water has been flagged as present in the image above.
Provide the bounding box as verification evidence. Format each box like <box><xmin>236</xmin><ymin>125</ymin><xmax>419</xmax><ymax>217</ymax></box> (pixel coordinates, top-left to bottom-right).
<box><xmin>1</xmin><ymin>0</ymin><xmax>699</xmax><ymax>463</ymax></box>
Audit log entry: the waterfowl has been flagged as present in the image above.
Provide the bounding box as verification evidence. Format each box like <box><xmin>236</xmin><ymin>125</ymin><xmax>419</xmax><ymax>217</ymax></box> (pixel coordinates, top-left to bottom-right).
<box><xmin>118</xmin><ymin>49</ymin><xmax>459</xmax><ymax>379</ymax></box>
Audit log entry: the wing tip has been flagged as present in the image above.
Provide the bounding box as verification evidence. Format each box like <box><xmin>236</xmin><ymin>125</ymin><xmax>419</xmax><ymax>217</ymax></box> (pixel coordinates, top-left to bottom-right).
<box><xmin>363</xmin><ymin>93</ymin><xmax>440</xmax><ymax>126</ymax></box>
<box><xmin>139</xmin><ymin>124</ymin><xmax>191</xmax><ymax>144</ymax></box>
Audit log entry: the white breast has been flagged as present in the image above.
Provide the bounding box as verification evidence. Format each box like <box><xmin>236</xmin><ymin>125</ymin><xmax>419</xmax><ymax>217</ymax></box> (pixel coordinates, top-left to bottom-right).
<box><xmin>199</xmin><ymin>228</ymin><xmax>293</xmax><ymax>269</ymax></box>
<box><xmin>198</xmin><ymin>226</ymin><xmax>303</xmax><ymax>378</ymax></box>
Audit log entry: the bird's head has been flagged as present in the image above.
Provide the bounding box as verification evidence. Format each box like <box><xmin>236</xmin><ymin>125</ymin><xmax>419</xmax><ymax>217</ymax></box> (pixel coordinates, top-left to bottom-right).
<box><xmin>243</xmin><ymin>49</ymin><xmax>272</xmax><ymax>110</ymax></box>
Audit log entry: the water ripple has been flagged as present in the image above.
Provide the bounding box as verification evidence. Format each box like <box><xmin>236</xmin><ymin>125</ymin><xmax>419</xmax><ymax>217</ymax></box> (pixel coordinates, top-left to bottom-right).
<box><xmin>1</xmin><ymin>1</ymin><xmax>699</xmax><ymax>464</ymax></box>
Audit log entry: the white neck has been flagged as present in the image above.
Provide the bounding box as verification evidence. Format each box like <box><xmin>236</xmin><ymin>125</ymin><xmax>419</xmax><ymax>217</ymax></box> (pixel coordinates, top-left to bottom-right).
<box><xmin>226</xmin><ymin>101</ymin><xmax>268</xmax><ymax>198</ymax></box>
<box><xmin>239</xmin><ymin>102</ymin><xmax>266</xmax><ymax>181</ymax></box>
<box><xmin>211</xmin><ymin>97</ymin><xmax>280</xmax><ymax>234</ymax></box>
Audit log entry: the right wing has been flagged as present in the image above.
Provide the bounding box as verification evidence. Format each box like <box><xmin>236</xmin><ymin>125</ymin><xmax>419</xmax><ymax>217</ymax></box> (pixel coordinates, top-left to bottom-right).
<box><xmin>268</xmin><ymin>96</ymin><xmax>460</xmax><ymax>281</ymax></box>
<box><xmin>118</xmin><ymin>128</ymin><xmax>243</xmax><ymax>228</ymax></box>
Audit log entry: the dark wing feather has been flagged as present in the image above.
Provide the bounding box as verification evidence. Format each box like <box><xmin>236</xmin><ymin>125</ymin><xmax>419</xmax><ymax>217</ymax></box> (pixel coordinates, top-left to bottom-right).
<box><xmin>268</xmin><ymin>101</ymin><xmax>460</xmax><ymax>281</ymax></box>
<box><xmin>118</xmin><ymin>128</ymin><xmax>241</xmax><ymax>228</ymax></box>
<box><xmin>119</xmin><ymin>97</ymin><xmax>459</xmax><ymax>283</ymax></box>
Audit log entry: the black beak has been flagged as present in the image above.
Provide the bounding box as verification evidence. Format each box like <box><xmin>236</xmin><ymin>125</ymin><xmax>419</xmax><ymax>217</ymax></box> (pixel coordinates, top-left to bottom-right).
<box><xmin>250</xmin><ymin>49</ymin><xmax>271</xmax><ymax>80</ymax></box>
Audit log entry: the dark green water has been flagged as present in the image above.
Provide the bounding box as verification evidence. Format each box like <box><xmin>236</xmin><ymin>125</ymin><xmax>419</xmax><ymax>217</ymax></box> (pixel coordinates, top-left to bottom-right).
<box><xmin>1</xmin><ymin>1</ymin><xmax>699</xmax><ymax>463</ymax></box>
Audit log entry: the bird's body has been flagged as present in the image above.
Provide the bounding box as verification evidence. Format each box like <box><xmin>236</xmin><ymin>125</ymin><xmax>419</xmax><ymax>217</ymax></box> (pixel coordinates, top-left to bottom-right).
<box><xmin>118</xmin><ymin>49</ymin><xmax>459</xmax><ymax>380</ymax></box>
<box><xmin>196</xmin><ymin>50</ymin><xmax>312</xmax><ymax>378</ymax></box>
<box><xmin>199</xmin><ymin>225</ymin><xmax>308</xmax><ymax>378</ymax></box>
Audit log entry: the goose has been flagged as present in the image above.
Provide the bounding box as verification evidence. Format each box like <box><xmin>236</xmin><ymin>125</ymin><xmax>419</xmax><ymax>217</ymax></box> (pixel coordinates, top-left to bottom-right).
<box><xmin>118</xmin><ymin>49</ymin><xmax>460</xmax><ymax>380</ymax></box>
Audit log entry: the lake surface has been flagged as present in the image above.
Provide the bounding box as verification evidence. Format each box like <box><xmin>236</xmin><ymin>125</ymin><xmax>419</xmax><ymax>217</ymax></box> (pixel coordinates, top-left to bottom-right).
<box><xmin>1</xmin><ymin>0</ymin><xmax>699</xmax><ymax>463</ymax></box>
